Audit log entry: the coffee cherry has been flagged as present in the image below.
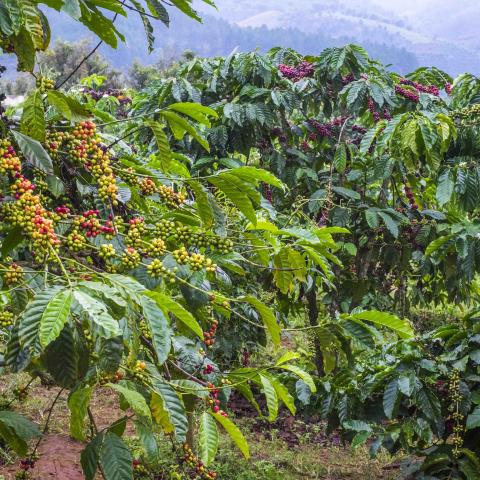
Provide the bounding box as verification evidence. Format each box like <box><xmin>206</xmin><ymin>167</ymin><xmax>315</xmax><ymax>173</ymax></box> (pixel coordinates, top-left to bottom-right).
<box><xmin>0</xmin><ymin>309</ymin><xmax>14</xmax><ymax>328</ymax></box>
<box><xmin>121</xmin><ymin>247</ymin><xmax>141</xmax><ymax>270</ymax></box>
<box><xmin>0</xmin><ymin>139</ymin><xmax>21</xmax><ymax>174</ymax></box>
<box><xmin>36</xmin><ymin>75</ymin><xmax>54</xmax><ymax>92</ymax></box>
<box><xmin>158</xmin><ymin>185</ymin><xmax>186</xmax><ymax>208</ymax></box>
<box><xmin>140</xmin><ymin>177</ymin><xmax>157</xmax><ymax>196</ymax></box>
<box><xmin>4</xmin><ymin>263</ymin><xmax>24</xmax><ymax>286</ymax></box>
<box><xmin>67</xmin><ymin>122</ymin><xmax>118</xmax><ymax>204</ymax></box>
<box><xmin>65</xmin><ymin>230</ymin><xmax>87</xmax><ymax>252</ymax></box>
<box><xmin>147</xmin><ymin>259</ymin><xmax>177</xmax><ymax>282</ymax></box>
<box><xmin>126</xmin><ymin>217</ymin><xmax>146</xmax><ymax>248</ymax></box>
<box><xmin>120</xmin><ymin>167</ymin><xmax>140</xmax><ymax>187</ymax></box>
<box><xmin>155</xmin><ymin>219</ymin><xmax>176</xmax><ymax>239</ymax></box>
<box><xmin>147</xmin><ymin>237</ymin><xmax>166</xmax><ymax>257</ymax></box>
<box><xmin>99</xmin><ymin>243</ymin><xmax>116</xmax><ymax>259</ymax></box>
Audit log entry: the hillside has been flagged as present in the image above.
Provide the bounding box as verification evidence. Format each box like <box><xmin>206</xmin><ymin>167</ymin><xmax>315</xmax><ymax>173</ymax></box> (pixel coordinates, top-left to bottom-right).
<box><xmin>1</xmin><ymin>0</ymin><xmax>480</xmax><ymax>78</ymax></box>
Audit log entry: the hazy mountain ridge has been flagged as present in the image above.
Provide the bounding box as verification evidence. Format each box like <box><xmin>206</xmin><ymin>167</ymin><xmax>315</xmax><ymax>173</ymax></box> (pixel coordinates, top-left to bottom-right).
<box><xmin>1</xmin><ymin>1</ymin><xmax>479</xmax><ymax>80</ymax></box>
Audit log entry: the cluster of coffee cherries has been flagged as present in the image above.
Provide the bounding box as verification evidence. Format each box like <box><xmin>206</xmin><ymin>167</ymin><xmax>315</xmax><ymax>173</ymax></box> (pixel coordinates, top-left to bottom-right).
<box><xmin>403</xmin><ymin>182</ymin><xmax>419</xmax><ymax>210</ymax></box>
<box><xmin>454</xmin><ymin>104</ymin><xmax>480</xmax><ymax>127</ymax></box>
<box><xmin>126</xmin><ymin>217</ymin><xmax>147</xmax><ymax>248</ymax></box>
<box><xmin>139</xmin><ymin>318</ymin><xmax>152</xmax><ymax>341</ymax></box>
<box><xmin>132</xmin><ymin>360</ymin><xmax>148</xmax><ymax>383</ymax></box>
<box><xmin>3</xmin><ymin>263</ymin><xmax>24</xmax><ymax>286</ymax></box>
<box><xmin>206</xmin><ymin>383</ymin><xmax>227</xmax><ymax>417</ymax></box>
<box><xmin>35</xmin><ymin>75</ymin><xmax>54</xmax><ymax>92</ymax></box>
<box><xmin>158</xmin><ymin>184</ymin><xmax>187</xmax><ymax>208</ymax></box>
<box><xmin>140</xmin><ymin>177</ymin><xmax>157</xmax><ymax>196</ymax></box>
<box><xmin>0</xmin><ymin>138</ymin><xmax>21</xmax><ymax>175</ymax></box>
<box><xmin>155</xmin><ymin>219</ymin><xmax>177</xmax><ymax>238</ymax></box>
<box><xmin>99</xmin><ymin>370</ymin><xmax>124</xmax><ymax>385</ymax></box>
<box><xmin>0</xmin><ymin>309</ymin><xmax>14</xmax><ymax>328</ymax></box>
<box><xmin>132</xmin><ymin>459</ymin><xmax>149</xmax><ymax>478</ymax></box>
<box><xmin>447</xmin><ymin>370</ymin><xmax>464</xmax><ymax>458</ymax></box>
<box><xmin>278</xmin><ymin>61</ymin><xmax>314</xmax><ymax>82</ymax></box>
<box><xmin>203</xmin><ymin>318</ymin><xmax>219</xmax><ymax>348</ymax></box>
<box><xmin>54</xmin><ymin>121</ymin><xmax>118</xmax><ymax>203</ymax></box>
<box><xmin>15</xmin><ymin>458</ymin><xmax>36</xmax><ymax>479</ymax></box>
<box><xmin>122</xmin><ymin>247</ymin><xmax>141</xmax><ymax>270</ymax></box>
<box><xmin>120</xmin><ymin>167</ymin><xmax>139</xmax><ymax>187</ymax></box>
<box><xmin>399</xmin><ymin>78</ymin><xmax>440</xmax><ymax>96</ymax></box>
<box><xmin>99</xmin><ymin>243</ymin><xmax>116</xmax><ymax>260</ymax></box>
<box><xmin>81</xmin><ymin>87</ymin><xmax>132</xmax><ymax>105</ymax></box>
<box><xmin>203</xmin><ymin>364</ymin><xmax>214</xmax><ymax>375</ymax></box>
<box><xmin>394</xmin><ymin>84</ymin><xmax>420</xmax><ymax>103</ymax></box>
<box><xmin>174</xmin><ymin>226</ymin><xmax>234</xmax><ymax>254</ymax></box>
<box><xmin>173</xmin><ymin>247</ymin><xmax>217</xmax><ymax>272</ymax></box>
<box><xmin>3</xmin><ymin>175</ymin><xmax>61</xmax><ymax>255</ymax></box>
<box><xmin>182</xmin><ymin>443</ymin><xmax>217</xmax><ymax>480</ymax></box>
<box><xmin>147</xmin><ymin>237</ymin><xmax>166</xmax><ymax>257</ymax></box>
<box><xmin>13</xmin><ymin>384</ymin><xmax>29</xmax><ymax>402</ymax></box>
<box><xmin>147</xmin><ymin>259</ymin><xmax>177</xmax><ymax>282</ymax></box>
<box><xmin>45</xmin><ymin>131</ymin><xmax>68</xmax><ymax>158</ymax></box>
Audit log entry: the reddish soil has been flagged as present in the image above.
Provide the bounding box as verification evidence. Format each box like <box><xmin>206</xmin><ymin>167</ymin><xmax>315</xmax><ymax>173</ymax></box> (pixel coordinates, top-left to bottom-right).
<box><xmin>1</xmin><ymin>434</ymin><xmax>85</xmax><ymax>480</ymax></box>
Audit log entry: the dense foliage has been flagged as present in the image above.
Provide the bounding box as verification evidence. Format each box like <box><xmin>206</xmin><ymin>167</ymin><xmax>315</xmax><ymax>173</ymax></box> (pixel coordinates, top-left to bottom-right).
<box><xmin>2</xmin><ymin>1</ymin><xmax>480</xmax><ymax>480</ymax></box>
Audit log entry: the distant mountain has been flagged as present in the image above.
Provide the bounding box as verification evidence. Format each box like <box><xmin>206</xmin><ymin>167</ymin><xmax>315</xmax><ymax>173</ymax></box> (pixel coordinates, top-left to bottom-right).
<box><xmin>1</xmin><ymin>0</ymin><xmax>479</xmax><ymax>80</ymax></box>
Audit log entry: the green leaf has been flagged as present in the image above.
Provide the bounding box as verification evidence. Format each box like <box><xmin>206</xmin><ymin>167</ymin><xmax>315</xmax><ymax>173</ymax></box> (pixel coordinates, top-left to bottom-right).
<box><xmin>278</xmin><ymin>365</ymin><xmax>316</xmax><ymax>393</ymax></box>
<box><xmin>61</xmin><ymin>0</ymin><xmax>81</xmax><ymax>19</ymax></box>
<box><xmin>20</xmin><ymin>89</ymin><xmax>45</xmax><ymax>141</ymax></box>
<box><xmin>241</xmin><ymin>296</ymin><xmax>280</xmax><ymax>345</ymax></box>
<box><xmin>140</xmin><ymin>295</ymin><xmax>172</xmax><ymax>365</ymax></box>
<box><xmin>134</xmin><ymin>420</ymin><xmax>158</xmax><ymax>462</ymax></box>
<box><xmin>18</xmin><ymin>286</ymin><xmax>62</xmax><ymax>351</ymax></box>
<box><xmin>210</xmin><ymin>412</ymin><xmax>249</xmax><ymax>459</ymax></box>
<box><xmin>334</xmin><ymin>144</ymin><xmax>347</xmax><ymax>173</ymax></box>
<box><xmin>259</xmin><ymin>374</ymin><xmax>278</xmax><ymax>421</ymax></box>
<box><xmin>39</xmin><ymin>289</ymin><xmax>72</xmax><ymax>348</ymax></box>
<box><xmin>68</xmin><ymin>387</ymin><xmax>93</xmax><ymax>441</ymax></box>
<box><xmin>11</xmin><ymin>130</ymin><xmax>53</xmax><ymax>174</ymax></box>
<box><xmin>81</xmin><ymin>434</ymin><xmax>103</xmax><ymax>480</ymax></box>
<box><xmin>467</xmin><ymin>406</ymin><xmax>480</xmax><ymax>430</ymax></box>
<box><xmin>209</xmin><ymin>173</ymin><xmax>258</xmax><ymax>223</ymax></box>
<box><xmin>188</xmin><ymin>180</ymin><xmax>214</xmax><ymax>228</ymax></box>
<box><xmin>99</xmin><ymin>432</ymin><xmax>133</xmax><ymax>480</ymax></box>
<box><xmin>229</xmin><ymin>166</ymin><xmax>284</xmax><ymax>189</ymax></box>
<box><xmin>436</xmin><ymin>169</ymin><xmax>454</xmax><ymax>206</ymax></box>
<box><xmin>426</xmin><ymin>235</ymin><xmax>453</xmax><ymax>256</ymax></box>
<box><xmin>270</xmin><ymin>376</ymin><xmax>296</xmax><ymax>415</ymax></box>
<box><xmin>1</xmin><ymin>226</ymin><xmax>24</xmax><ymax>258</ymax></box>
<box><xmin>151</xmin><ymin>380</ymin><xmax>188</xmax><ymax>441</ymax></box>
<box><xmin>108</xmin><ymin>383</ymin><xmax>151</xmax><ymax>421</ymax></box>
<box><xmin>383</xmin><ymin>379</ymin><xmax>400</xmax><ymax>419</ymax></box>
<box><xmin>378</xmin><ymin>211</ymin><xmax>399</xmax><ymax>238</ymax></box>
<box><xmin>145</xmin><ymin>291</ymin><xmax>203</xmax><ymax>339</ymax></box>
<box><xmin>145</xmin><ymin>120</ymin><xmax>172</xmax><ymax>167</ymax></box>
<box><xmin>0</xmin><ymin>411</ymin><xmax>41</xmax><ymax>441</ymax></box>
<box><xmin>199</xmin><ymin>411</ymin><xmax>219</xmax><ymax>466</ymax></box>
<box><xmin>169</xmin><ymin>102</ymin><xmax>218</xmax><ymax>126</ymax></box>
<box><xmin>160</xmin><ymin>110</ymin><xmax>210</xmax><ymax>151</ymax></box>
<box><xmin>350</xmin><ymin>310</ymin><xmax>414</xmax><ymax>339</ymax></box>
<box><xmin>73</xmin><ymin>290</ymin><xmax>121</xmax><ymax>339</ymax></box>
<box><xmin>44</xmin><ymin>324</ymin><xmax>79</xmax><ymax>387</ymax></box>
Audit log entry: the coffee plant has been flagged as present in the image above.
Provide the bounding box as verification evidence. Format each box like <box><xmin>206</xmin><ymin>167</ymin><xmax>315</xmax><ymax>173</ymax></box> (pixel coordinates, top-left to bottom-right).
<box><xmin>1</xmin><ymin>1</ymin><xmax>480</xmax><ymax>480</ymax></box>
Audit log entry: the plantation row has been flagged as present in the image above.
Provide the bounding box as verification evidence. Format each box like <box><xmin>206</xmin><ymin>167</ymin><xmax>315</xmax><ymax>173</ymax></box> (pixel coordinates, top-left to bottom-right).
<box><xmin>1</xmin><ymin>1</ymin><xmax>480</xmax><ymax>479</ymax></box>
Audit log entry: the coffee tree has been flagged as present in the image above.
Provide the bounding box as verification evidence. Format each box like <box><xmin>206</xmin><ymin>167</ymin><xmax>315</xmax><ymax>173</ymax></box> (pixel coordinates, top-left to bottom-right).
<box><xmin>126</xmin><ymin>46</ymin><xmax>480</xmax><ymax>477</ymax></box>
<box><xmin>0</xmin><ymin>2</ymin><xmax>358</xmax><ymax>479</ymax></box>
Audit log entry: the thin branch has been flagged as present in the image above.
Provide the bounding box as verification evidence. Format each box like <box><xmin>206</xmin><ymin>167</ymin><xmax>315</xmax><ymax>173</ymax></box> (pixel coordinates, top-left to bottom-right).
<box><xmin>30</xmin><ymin>388</ymin><xmax>64</xmax><ymax>459</ymax></box>
<box><xmin>55</xmin><ymin>40</ymin><xmax>104</xmax><ymax>90</ymax></box>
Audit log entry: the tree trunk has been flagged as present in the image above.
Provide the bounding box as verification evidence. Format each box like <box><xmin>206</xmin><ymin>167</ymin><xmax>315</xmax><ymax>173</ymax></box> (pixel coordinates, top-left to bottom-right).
<box><xmin>306</xmin><ymin>284</ymin><xmax>324</xmax><ymax>377</ymax></box>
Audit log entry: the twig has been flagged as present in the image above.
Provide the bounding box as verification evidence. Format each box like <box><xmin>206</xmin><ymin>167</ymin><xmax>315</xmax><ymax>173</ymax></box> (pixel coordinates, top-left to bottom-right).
<box><xmin>30</xmin><ymin>388</ymin><xmax>64</xmax><ymax>459</ymax></box>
